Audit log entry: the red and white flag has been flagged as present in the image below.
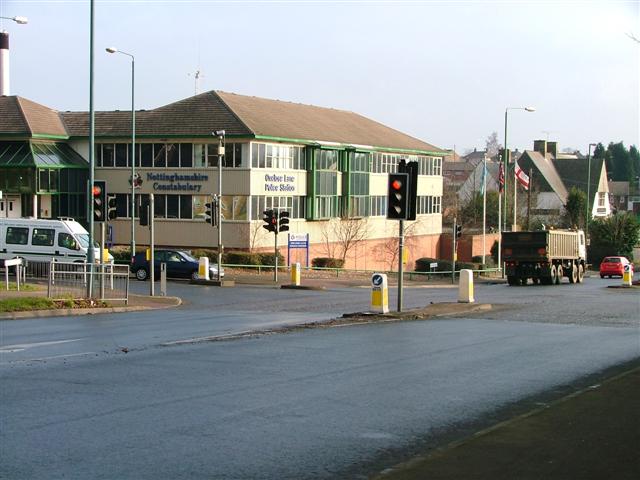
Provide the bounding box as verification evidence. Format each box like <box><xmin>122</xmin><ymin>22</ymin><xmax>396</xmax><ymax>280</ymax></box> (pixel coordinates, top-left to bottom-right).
<box><xmin>515</xmin><ymin>162</ymin><xmax>529</xmax><ymax>190</ymax></box>
<box><xmin>498</xmin><ymin>162</ymin><xmax>505</xmax><ymax>193</ymax></box>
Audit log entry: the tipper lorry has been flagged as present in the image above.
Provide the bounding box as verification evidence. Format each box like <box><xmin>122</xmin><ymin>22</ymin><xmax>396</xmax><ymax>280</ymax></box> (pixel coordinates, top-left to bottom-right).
<box><xmin>502</xmin><ymin>229</ymin><xmax>586</xmax><ymax>286</ymax></box>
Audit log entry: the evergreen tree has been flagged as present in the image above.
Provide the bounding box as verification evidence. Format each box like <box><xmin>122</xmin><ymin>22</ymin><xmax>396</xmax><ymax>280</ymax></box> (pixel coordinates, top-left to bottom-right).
<box><xmin>563</xmin><ymin>187</ymin><xmax>586</xmax><ymax>228</ymax></box>
<box><xmin>589</xmin><ymin>212</ymin><xmax>640</xmax><ymax>261</ymax></box>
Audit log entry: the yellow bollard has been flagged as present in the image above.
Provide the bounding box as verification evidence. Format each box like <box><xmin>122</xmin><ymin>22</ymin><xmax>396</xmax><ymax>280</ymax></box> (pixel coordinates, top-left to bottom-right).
<box><xmin>622</xmin><ymin>264</ymin><xmax>633</xmax><ymax>287</ymax></box>
<box><xmin>458</xmin><ymin>269</ymin><xmax>475</xmax><ymax>303</ymax></box>
<box><xmin>198</xmin><ymin>257</ymin><xmax>210</xmax><ymax>281</ymax></box>
<box><xmin>371</xmin><ymin>273</ymin><xmax>389</xmax><ymax>313</ymax></box>
<box><xmin>291</xmin><ymin>262</ymin><xmax>301</xmax><ymax>286</ymax></box>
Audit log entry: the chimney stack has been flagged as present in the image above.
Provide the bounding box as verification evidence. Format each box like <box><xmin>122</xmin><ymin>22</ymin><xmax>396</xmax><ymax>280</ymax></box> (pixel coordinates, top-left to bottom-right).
<box><xmin>0</xmin><ymin>31</ymin><xmax>9</xmax><ymax>96</ymax></box>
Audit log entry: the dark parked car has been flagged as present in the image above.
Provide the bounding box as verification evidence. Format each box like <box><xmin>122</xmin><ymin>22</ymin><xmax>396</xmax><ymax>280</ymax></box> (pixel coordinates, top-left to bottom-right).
<box><xmin>132</xmin><ymin>250</ymin><xmax>224</xmax><ymax>281</ymax></box>
<box><xmin>599</xmin><ymin>256</ymin><xmax>632</xmax><ymax>278</ymax></box>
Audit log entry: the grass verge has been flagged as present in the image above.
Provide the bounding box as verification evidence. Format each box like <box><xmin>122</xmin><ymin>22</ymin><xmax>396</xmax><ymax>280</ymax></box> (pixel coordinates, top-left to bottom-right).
<box><xmin>2</xmin><ymin>282</ymin><xmax>39</xmax><ymax>291</ymax></box>
<box><xmin>0</xmin><ymin>297</ymin><xmax>108</xmax><ymax>312</ymax></box>
<box><xmin>0</xmin><ymin>297</ymin><xmax>56</xmax><ymax>312</ymax></box>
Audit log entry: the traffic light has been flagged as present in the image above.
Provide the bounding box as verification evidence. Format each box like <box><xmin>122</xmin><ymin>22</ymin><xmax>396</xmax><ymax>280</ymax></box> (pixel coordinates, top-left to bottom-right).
<box><xmin>386</xmin><ymin>173</ymin><xmax>410</xmax><ymax>220</ymax></box>
<box><xmin>107</xmin><ymin>194</ymin><xmax>118</xmax><ymax>220</ymax></box>
<box><xmin>204</xmin><ymin>198</ymin><xmax>215</xmax><ymax>226</ymax></box>
<box><xmin>398</xmin><ymin>159</ymin><xmax>418</xmax><ymax>221</ymax></box>
<box><xmin>456</xmin><ymin>224</ymin><xmax>462</xmax><ymax>238</ymax></box>
<box><xmin>262</xmin><ymin>209</ymin><xmax>277</xmax><ymax>233</ymax></box>
<box><xmin>92</xmin><ymin>180</ymin><xmax>106</xmax><ymax>222</ymax></box>
<box><xmin>139</xmin><ymin>195</ymin><xmax>150</xmax><ymax>226</ymax></box>
<box><xmin>278</xmin><ymin>211</ymin><xmax>290</xmax><ymax>232</ymax></box>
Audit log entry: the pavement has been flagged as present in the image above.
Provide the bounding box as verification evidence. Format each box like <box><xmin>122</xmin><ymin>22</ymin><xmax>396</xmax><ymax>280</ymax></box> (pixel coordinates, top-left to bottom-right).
<box><xmin>375</xmin><ymin>364</ymin><xmax>640</xmax><ymax>480</ymax></box>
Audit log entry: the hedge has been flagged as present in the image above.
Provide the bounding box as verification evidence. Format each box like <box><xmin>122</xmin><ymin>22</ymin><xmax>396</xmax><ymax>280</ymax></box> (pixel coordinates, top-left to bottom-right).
<box><xmin>312</xmin><ymin>257</ymin><xmax>345</xmax><ymax>268</ymax></box>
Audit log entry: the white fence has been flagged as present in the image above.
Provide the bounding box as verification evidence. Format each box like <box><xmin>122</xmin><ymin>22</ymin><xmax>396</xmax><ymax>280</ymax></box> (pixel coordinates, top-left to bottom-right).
<box><xmin>46</xmin><ymin>262</ymin><xmax>130</xmax><ymax>303</ymax></box>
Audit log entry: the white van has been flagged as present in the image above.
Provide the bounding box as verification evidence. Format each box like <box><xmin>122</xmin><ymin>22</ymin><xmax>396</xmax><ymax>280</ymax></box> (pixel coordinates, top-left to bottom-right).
<box><xmin>0</xmin><ymin>217</ymin><xmax>111</xmax><ymax>264</ymax></box>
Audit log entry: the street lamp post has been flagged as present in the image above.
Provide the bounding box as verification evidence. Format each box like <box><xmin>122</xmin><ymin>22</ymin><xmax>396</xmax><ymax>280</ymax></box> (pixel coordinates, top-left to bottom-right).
<box><xmin>504</xmin><ymin>106</ymin><xmax>535</xmax><ymax>231</ymax></box>
<box><xmin>585</xmin><ymin>143</ymin><xmax>597</xmax><ymax>245</ymax></box>
<box><xmin>106</xmin><ymin>47</ymin><xmax>136</xmax><ymax>264</ymax></box>
<box><xmin>214</xmin><ymin>130</ymin><xmax>225</xmax><ymax>282</ymax></box>
<box><xmin>0</xmin><ymin>15</ymin><xmax>28</xmax><ymax>24</ymax></box>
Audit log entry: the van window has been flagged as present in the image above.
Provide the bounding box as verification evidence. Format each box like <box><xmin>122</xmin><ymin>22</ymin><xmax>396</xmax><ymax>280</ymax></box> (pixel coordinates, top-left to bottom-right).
<box><xmin>32</xmin><ymin>228</ymin><xmax>55</xmax><ymax>247</ymax></box>
<box><xmin>6</xmin><ymin>227</ymin><xmax>29</xmax><ymax>245</ymax></box>
<box><xmin>58</xmin><ymin>233</ymin><xmax>78</xmax><ymax>250</ymax></box>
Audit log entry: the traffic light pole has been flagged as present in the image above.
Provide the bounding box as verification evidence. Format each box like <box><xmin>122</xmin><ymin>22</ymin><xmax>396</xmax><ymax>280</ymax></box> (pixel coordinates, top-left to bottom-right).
<box><xmin>397</xmin><ymin>220</ymin><xmax>404</xmax><ymax>312</ymax></box>
<box><xmin>274</xmin><ymin>231</ymin><xmax>278</xmax><ymax>283</ymax></box>
<box><xmin>100</xmin><ymin>222</ymin><xmax>105</xmax><ymax>299</ymax></box>
<box><xmin>149</xmin><ymin>193</ymin><xmax>155</xmax><ymax>297</ymax></box>
<box><xmin>452</xmin><ymin>217</ymin><xmax>457</xmax><ymax>285</ymax></box>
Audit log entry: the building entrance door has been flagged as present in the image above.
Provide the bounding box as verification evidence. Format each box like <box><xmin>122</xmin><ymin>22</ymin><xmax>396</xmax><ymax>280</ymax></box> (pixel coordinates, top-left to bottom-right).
<box><xmin>0</xmin><ymin>196</ymin><xmax>21</xmax><ymax>218</ymax></box>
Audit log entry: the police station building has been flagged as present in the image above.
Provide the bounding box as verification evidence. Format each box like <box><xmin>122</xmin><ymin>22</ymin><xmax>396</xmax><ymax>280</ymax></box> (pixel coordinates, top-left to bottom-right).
<box><xmin>0</xmin><ymin>90</ymin><xmax>444</xmax><ymax>269</ymax></box>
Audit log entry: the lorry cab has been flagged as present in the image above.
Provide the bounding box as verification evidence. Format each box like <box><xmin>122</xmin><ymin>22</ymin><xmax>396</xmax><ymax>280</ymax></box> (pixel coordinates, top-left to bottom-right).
<box><xmin>0</xmin><ymin>217</ymin><xmax>111</xmax><ymax>264</ymax></box>
<box><xmin>578</xmin><ymin>230</ymin><xmax>586</xmax><ymax>261</ymax></box>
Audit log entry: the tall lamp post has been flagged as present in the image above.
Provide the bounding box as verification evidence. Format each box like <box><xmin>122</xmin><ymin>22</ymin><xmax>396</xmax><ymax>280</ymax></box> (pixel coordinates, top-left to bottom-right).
<box><xmin>214</xmin><ymin>130</ymin><xmax>225</xmax><ymax>282</ymax></box>
<box><xmin>0</xmin><ymin>15</ymin><xmax>28</xmax><ymax>24</ymax></box>
<box><xmin>585</xmin><ymin>143</ymin><xmax>597</xmax><ymax>245</ymax></box>
<box><xmin>106</xmin><ymin>47</ymin><xmax>136</xmax><ymax>263</ymax></box>
<box><xmin>503</xmin><ymin>106</ymin><xmax>535</xmax><ymax>231</ymax></box>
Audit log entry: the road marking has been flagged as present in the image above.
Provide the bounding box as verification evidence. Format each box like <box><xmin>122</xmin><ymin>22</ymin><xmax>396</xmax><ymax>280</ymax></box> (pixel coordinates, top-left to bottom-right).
<box><xmin>0</xmin><ymin>338</ymin><xmax>83</xmax><ymax>353</ymax></box>
<box><xmin>2</xmin><ymin>352</ymin><xmax>96</xmax><ymax>364</ymax></box>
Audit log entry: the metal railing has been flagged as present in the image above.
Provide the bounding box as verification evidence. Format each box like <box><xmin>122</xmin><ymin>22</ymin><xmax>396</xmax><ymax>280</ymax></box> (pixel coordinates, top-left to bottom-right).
<box><xmin>47</xmin><ymin>261</ymin><xmax>129</xmax><ymax>303</ymax></box>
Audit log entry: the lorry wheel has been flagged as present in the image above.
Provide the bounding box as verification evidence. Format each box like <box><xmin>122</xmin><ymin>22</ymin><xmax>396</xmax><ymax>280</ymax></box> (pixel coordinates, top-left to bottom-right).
<box><xmin>577</xmin><ymin>264</ymin><xmax>584</xmax><ymax>283</ymax></box>
<box><xmin>507</xmin><ymin>276</ymin><xmax>519</xmax><ymax>286</ymax></box>
<box><xmin>555</xmin><ymin>266</ymin><xmax>563</xmax><ymax>284</ymax></box>
<box><xmin>532</xmin><ymin>277</ymin><xmax>540</xmax><ymax>285</ymax></box>
<box><xmin>549</xmin><ymin>265</ymin><xmax>557</xmax><ymax>285</ymax></box>
<box><xmin>568</xmin><ymin>264</ymin><xmax>578</xmax><ymax>284</ymax></box>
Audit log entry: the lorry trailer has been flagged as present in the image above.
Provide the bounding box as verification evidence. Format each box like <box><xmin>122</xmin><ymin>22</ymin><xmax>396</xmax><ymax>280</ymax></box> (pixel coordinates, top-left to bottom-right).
<box><xmin>502</xmin><ymin>229</ymin><xmax>586</xmax><ymax>286</ymax></box>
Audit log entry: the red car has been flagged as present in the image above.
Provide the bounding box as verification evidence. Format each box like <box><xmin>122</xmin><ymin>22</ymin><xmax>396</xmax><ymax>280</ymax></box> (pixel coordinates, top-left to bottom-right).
<box><xmin>599</xmin><ymin>256</ymin><xmax>632</xmax><ymax>278</ymax></box>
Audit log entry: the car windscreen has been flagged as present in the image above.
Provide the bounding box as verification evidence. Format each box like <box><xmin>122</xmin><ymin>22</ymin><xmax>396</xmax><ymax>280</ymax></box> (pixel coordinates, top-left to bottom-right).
<box><xmin>604</xmin><ymin>257</ymin><xmax>620</xmax><ymax>263</ymax></box>
<box><xmin>180</xmin><ymin>252</ymin><xmax>198</xmax><ymax>263</ymax></box>
<box><xmin>75</xmin><ymin>234</ymin><xmax>98</xmax><ymax>249</ymax></box>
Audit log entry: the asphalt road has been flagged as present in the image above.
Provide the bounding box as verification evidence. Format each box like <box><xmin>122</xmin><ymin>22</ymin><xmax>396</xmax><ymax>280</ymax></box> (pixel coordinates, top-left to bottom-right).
<box><xmin>0</xmin><ymin>275</ymin><xmax>638</xmax><ymax>478</ymax></box>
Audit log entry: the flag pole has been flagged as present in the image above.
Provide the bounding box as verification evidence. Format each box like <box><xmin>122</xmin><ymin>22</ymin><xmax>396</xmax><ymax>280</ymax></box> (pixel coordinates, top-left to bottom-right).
<box><xmin>482</xmin><ymin>154</ymin><xmax>487</xmax><ymax>265</ymax></box>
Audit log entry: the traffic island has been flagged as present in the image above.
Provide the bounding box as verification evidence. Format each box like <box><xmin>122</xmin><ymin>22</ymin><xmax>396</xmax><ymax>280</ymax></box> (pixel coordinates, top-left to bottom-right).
<box><xmin>341</xmin><ymin>302</ymin><xmax>494</xmax><ymax>323</ymax></box>
<box><xmin>189</xmin><ymin>279</ymin><xmax>235</xmax><ymax>287</ymax></box>
<box><xmin>280</xmin><ymin>284</ymin><xmax>325</xmax><ymax>291</ymax></box>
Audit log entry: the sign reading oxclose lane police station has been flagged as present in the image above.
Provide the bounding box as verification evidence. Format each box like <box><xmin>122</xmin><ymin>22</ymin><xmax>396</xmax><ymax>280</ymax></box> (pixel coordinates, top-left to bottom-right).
<box><xmin>264</xmin><ymin>174</ymin><xmax>296</xmax><ymax>193</ymax></box>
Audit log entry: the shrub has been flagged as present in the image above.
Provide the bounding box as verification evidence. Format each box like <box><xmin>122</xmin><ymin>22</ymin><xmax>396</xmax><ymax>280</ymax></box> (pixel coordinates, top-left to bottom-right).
<box><xmin>415</xmin><ymin>257</ymin><xmax>439</xmax><ymax>272</ymax></box>
<box><xmin>258</xmin><ymin>252</ymin><xmax>285</xmax><ymax>266</ymax></box>
<box><xmin>456</xmin><ymin>262</ymin><xmax>476</xmax><ymax>271</ymax></box>
<box><xmin>312</xmin><ymin>257</ymin><xmax>345</xmax><ymax>268</ymax></box>
<box><xmin>224</xmin><ymin>251</ymin><xmax>261</xmax><ymax>266</ymax></box>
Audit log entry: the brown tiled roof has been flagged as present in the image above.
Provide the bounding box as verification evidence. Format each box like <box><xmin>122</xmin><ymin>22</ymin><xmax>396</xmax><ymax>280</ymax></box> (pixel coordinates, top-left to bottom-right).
<box><xmin>61</xmin><ymin>91</ymin><xmax>252</xmax><ymax>138</ymax></box>
<box><xmin>61</xmin><ymin>90</ymin><xmax>442</xmax><ymax>153</ymax></box>
<box><xmin>216</xmin><ymin>91</ymin><xmax>443</xmax><ymax>153</ymax></box>
<box><xmin>0</xmin><ymin>96</ymin><xmax>68</xmax><ymax>137</ymax></box>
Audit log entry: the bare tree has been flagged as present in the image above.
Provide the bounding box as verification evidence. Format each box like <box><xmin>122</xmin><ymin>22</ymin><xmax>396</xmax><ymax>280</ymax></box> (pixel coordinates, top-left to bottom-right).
<box><xmin>485</xmin><ymin>132</ymin><xmax>502</xmax><ymax>157</ymax></box>
<box><xmin>373</xmin><ymin>219</ymin><xmax>423</xmax><ymax>270</ymax></box>
<box><xmin>248</xmin><ymin>220</ymin><xmax>264</xmax><ymax>253</ymax></box>
<box><xmin>320</xmin><ymin>217</ymin><xmax>371</xmax><ymax>264</ymax></box>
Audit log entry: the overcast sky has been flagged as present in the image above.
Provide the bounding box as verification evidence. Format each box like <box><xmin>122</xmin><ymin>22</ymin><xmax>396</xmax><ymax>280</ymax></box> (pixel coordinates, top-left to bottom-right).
<box><xmin>1</xmin><ymin>0</ymin><xmax>638</xmax><ymax>154</ymax></box>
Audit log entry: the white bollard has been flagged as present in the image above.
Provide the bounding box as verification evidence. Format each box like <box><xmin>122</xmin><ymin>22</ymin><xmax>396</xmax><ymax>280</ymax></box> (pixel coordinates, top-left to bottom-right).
<box><xmin>371</xmin><ymin>273</ymin><xmax>389</xmax><ymax>313</ymax></box>
<box><xmin>291</xmin><ymin>262</ymin><xmax>301</xmax><ymax>286</ymax></box>
<box><xmin>198</xmin><ymin>257</ymin><xmax>210</xmax><ymax>281</ymax></box>
<box><xmin>458</xmin><ymin>269</ymin><xmax>475</xmax><ymax>303</ymax></box>
<box><xmin>622</xmin><ymin>264</ymin><xmax>633</xmax><ymax>287</ymax></box>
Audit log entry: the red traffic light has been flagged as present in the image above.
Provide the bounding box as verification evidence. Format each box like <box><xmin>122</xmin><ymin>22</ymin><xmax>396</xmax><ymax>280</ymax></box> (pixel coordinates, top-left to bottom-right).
<box><xmin>92</xmin><ymin>185</ymin><xmax>102</xmax><ymax>196</ymax></box>
<box><xmin>391</xmin><ymin>179</ymin><xmax>403</xmax><ymax>190</ymax></box>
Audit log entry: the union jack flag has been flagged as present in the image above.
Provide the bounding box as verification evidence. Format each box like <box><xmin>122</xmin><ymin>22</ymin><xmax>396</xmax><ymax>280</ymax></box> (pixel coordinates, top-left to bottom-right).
<box><xmin>498</xmin><ymin>162</ymin><xmax>505</xmax><ymax>193</ymax></box>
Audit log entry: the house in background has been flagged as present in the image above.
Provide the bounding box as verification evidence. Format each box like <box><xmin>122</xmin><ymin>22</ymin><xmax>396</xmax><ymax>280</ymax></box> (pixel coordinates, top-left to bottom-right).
<box><xmin>516</xmin><ymin>140</ymin><xmax>610</xmax><ymax>225</ymax></box>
